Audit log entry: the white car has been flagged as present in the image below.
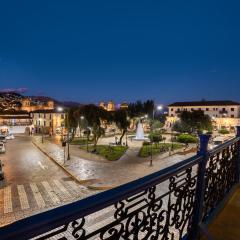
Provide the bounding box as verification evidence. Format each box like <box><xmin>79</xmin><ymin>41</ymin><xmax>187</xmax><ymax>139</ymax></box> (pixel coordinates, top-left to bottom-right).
<box><xmin>209</xmin><ymin>136</ymin><xmax>227</xmax><ymax>150</ymax></box>
<box><xmin>6</xmin><ymin>134</ymin><xmax>14</xmax><ymax>140</ymax></box>
<box><xmin>0</xmin><ymin>142</ymin><xmax>5</xmax><ymax>153</ymax></box>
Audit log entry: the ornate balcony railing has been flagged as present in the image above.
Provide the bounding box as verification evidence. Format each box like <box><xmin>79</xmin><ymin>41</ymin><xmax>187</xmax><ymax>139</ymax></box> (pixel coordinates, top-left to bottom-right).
<box><xmin>0</xmin><ymin>129</ymin><xmax>240</xmax><ymax>240</ymax></box>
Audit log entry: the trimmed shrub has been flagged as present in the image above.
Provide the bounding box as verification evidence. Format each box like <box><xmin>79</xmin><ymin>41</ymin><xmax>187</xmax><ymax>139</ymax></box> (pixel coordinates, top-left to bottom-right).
<box><xmin>142</xmin><ymin>141</ymin><xmax>151</xmax><ymax>146</ymax></box>
<box><xmin>218</xmin><ymin>129</ymin><xmax>230</xmax><ymax>135</ymax></box>
<box><xmin>149</xmin><ymin>133</ymin><xmax>163</xmax><ymax>143</ymax></box>
<box><xmin>177</xmin><ymin>134</ymin><xmax>198</xmax><ymax>144</ymax></box>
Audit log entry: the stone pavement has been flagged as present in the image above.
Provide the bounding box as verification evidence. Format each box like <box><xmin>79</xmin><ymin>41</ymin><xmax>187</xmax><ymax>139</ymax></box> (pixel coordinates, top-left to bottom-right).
<box><xmin>0</xmin><ymin>136</ymin><xmax>95</xmax><ymax>227</ymax></box>
<box><xmin>0</xmin><ymin>178</ymin><xmax>95</xmax><ymax>227</ymax></box>
<box><xmin>33</xmin><ymin>136</ymin><xmax>195</xmax><ymax>189</ymax></box>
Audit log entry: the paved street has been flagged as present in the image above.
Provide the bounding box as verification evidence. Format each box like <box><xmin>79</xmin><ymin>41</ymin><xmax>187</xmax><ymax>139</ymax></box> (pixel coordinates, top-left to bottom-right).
<box><xmin>34</xmin><ymin>136</ymin><xmax>194</xmax><ymax>188</ymax></box>
<box><xmin>0</xmin><ymin>135</ymin><xmax>195</xmax><ymax>230</ymax></box>
<box><xmin>0</xmin><ymin>135</ymin><xmax>93</xmax><ymax>227</ymax></box>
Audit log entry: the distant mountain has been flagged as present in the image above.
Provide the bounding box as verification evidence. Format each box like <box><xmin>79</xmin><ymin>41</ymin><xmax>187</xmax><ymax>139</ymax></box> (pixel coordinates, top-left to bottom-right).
<box><xmin>0</xmin><ymin>92</ymin><xmax>82</xmax><ymax>112</ymax></box>
<box><xmin>60</xmin><ymin>101</ymin><xmax>82</xmax><ymax>108</ymax></box>
<box><xmin>0</xmin><ymin>92</ymin><xmax>23</xmax><ymax>112</ymax></box>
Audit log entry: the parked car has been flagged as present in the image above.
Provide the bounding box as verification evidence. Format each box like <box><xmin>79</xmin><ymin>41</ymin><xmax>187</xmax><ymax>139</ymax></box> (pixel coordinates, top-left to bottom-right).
<box><xmin>0</xmin><ymin>160</ymin><xmax>4</xmax><ymax>180</ymax></box>
<box><xmin>0</xmin><ymin>135</ymin><xmax>6</xmax><ymax>143</ymax></box>
<box><xmin>0</xmin><ymin>142</ymin><xmax>5</xmax><ymax>153</ymax></box>
<box><xmin>6</xmin><ymin>134</ymin><xmax>14</xmax><ymax>140</ymax></box>
<box><xmin>209</xmin><ymin>136</ymin><xmax>227</xmax><ymax>150</ymax></box>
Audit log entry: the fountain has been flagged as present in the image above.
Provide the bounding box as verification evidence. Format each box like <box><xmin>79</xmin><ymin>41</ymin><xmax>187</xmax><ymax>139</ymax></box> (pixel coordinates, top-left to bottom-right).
<box><xmin>133</xmin><ymin>122</ymin><xmax>148</xmax><ymax>141</ymax></box>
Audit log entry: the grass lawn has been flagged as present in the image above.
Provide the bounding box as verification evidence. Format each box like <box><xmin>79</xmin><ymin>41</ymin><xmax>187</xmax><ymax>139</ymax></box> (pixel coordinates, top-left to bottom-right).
<box><xmin>70</xmin><ymin>138</ymin><xmax>93</xmax><ymax>145</ymax></box>
<box><xmin>79</xmin><ymin>144</ymin><xmax>128</xmax><ymax>161</ymax></box>
<box><xmin>139</xmin><ymin>143</ymin><xmax>184</xmax><ymax>158</ymax></box>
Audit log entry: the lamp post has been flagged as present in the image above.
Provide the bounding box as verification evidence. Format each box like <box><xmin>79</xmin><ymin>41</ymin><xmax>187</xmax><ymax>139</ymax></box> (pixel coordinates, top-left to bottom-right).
<box><xmin>41</xmin><ymin>126</ymin><xmax>44</xmax><ymax>143</ymax></box>
<box><xmin>150</xmin><ymin>104</ymin><xmax>163</xmax><ymax>166</ymax></box>
<box><xmin>80</xmin><ymin>116</ymin><xmax>84</xmax><ymax>139</ymax></box>
<box><xmin>67</xmin><ymin>131</ymin><xmax>71</xmax><ymax>160</ymax></box>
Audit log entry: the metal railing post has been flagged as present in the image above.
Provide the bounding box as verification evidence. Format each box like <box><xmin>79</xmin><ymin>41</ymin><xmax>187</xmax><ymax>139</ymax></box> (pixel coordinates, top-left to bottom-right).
<box><xmin>188</xmin><ymin>134</ymin><xmax>211</xmax><ymax>240</ymax></box>
<box><xmin>236</xmin><ymin>126</ymin><xmax>240</xmax><ymax>182</ymax></box>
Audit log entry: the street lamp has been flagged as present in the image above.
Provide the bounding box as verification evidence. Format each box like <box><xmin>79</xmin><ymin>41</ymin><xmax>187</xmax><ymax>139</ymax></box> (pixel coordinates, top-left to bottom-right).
<box><xmin>150</xmin><ymin>104</ymin><xmax>163</xmax><ymax>166</ymax></box>
<box><xmin>80</xmin><ymin>116</ymin><xmax>84</xmax><ymax>138</ymax></box>
<box><xmin>57</xmin><ymin>106</ymin><xmax>63</xmax><ymax>112</ymax></box>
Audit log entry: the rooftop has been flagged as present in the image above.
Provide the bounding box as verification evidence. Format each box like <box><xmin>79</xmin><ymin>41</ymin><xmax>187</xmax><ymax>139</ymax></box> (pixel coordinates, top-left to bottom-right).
<box><xmin>169</xmin><ymin>100</ymin><xmax>240</xmax><ymax>107</ymax></box>
<box><xmin>30</xmin><ymin>108</ymin><xmax>65</xmax><ymax>114</ymax></box>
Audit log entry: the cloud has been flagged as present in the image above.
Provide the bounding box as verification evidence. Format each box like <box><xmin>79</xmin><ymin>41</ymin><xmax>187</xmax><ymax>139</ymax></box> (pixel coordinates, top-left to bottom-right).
<box><xmin>0</xmin><ymin>88</ymin><xmax>28</xmax><ymax>94</ymax></box>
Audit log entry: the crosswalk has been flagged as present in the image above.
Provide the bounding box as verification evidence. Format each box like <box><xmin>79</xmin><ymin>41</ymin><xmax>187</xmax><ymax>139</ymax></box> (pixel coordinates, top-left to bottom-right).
<box><xmin>0</xmin><ymin>179</ymin><xmax>93</xmax><ymax>226</ymax></box>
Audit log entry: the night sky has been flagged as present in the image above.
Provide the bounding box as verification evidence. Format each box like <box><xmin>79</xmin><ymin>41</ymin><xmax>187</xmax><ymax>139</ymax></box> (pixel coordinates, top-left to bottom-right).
<box><xmin>0</xmin><ymin>0</ymin><xmax>239</xmax><ymax>104</ymax></box>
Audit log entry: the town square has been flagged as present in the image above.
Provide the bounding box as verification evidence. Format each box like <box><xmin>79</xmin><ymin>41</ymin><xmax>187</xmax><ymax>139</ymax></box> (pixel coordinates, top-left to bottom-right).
<box><xmin>0</xmin><ymin>1</ymin><xmax>240</xmax><ymax>239</ymax></box>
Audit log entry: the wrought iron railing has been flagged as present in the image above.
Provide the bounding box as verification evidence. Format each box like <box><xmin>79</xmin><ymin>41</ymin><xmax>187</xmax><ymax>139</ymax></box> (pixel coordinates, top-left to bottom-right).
<box><xmin>0</xmin><ymin>129</ymin><xmax>240</xmax><ymax>240</ymax></box>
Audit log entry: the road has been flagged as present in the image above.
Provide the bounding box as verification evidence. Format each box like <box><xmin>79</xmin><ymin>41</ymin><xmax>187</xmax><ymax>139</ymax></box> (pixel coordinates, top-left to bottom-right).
<box><xmin>0</xmin><ymin>135</ymin><xmax>93</xmax><ymax>227</ymax></box>
<box><xmin>0</xmin><ymin>135</ymin><xmax>195</xmax><ymax>236</ymax></box>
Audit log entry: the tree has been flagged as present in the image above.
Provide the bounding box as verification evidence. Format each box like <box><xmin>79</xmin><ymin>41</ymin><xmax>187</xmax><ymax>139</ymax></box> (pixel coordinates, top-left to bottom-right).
<box><xmin>77</xmin><ymin>104</ymin><xmax>111</xmax><ymax>151</ymax></box>
<box><xmin>128</xmin><ymin>99</ymin><xmax>155</xmax><ymax>118</ymax></box>
<box><xmin>114</xmin><ymin>109</ymin><xmax>130</xmax><ymax>145</ymax></box>
<box><xmin>176</xmin><ymin>110</ymin><xmax>213</xmax><ymax>134</ymax></box>
<box><xmin>143</xmin><ymin>100</ymin><xmax>154</xmax><ymax>118</ymax></box>
<box><xmin>173</xmin><ymin>121</ymin><xmax>191</xmax><ymax>133</ymax></box>
<box><xmin>65</xmin><ymin>107</ymin><xmax>79</xmax><ymax>160</ymax></box>
<box><xmin>65</xmin><ymin>107</ymin><xmax>79</xmax><ymax>138</ymax></box>
<box><xmin>152</xmin><ymin>120</ymin><xmax>164</xmax><ymax>130</ymax></box>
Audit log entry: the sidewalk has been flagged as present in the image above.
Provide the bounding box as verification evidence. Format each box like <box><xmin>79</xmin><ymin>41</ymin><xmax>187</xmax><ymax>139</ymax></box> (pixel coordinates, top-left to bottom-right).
<box><xmin>32</xmin><ymin>136</ymin><xmax>194</xmax><ymax>190</ymax></box>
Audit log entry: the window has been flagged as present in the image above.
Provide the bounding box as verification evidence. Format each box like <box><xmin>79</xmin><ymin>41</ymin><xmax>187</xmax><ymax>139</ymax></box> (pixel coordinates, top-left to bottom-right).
<box><xmin>61</xmin><ymin>114</ymin><xmax>64</xmax><ymax>119</ymax></box>
<box><xmin>199</xmin><ymin>108</ymin><xmax>201</xmax><ymax>110</ymax></box>
<box><xmin>44</xmin><ymin>121</ymin><xmax>46</xmax><ymax>126</ymax></box>
<box><xmin>39</xmin><ymin>113</ymin><xmax>41</xmax><ymax>118</ymax></box>
<box><xmin>231</xmin><ymin>108</ymin><xmax>235</xmax><ymax>111</ymax></box>
<box><xmin>216</xmin><ymin>108</ymin><xmax>218</xmax><ymax>110</ymax></box>
<box><xmin>206</xmin><ymin>108</ymin><xmax>209</xmax><ymax>111</ymax></box>
<box><xmin>44</xmin><ymin>114</ymin><xmax>46</xmax><ymax>119</ymax></box>
<box><xmin>222</xmin><ymin>108</ymin><xmax>226</xmax><ymax>111</ymax></box>
<box><xmin>231</xmin><ymin>115</ymin><xmax>234</xmax><ymax>118</ymax></box>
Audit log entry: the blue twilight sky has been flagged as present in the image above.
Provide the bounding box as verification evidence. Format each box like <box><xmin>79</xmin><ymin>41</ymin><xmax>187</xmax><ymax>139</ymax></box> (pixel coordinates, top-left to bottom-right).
<box><xmin>0</xmin><ymin>0</ymin><xmax>239</xmax><ymax>104</ymax></box>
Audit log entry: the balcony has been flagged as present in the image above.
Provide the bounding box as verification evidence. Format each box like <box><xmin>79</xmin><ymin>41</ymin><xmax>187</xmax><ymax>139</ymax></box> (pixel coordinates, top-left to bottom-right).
<box><xmin>219</xmin><ymin>110</ymin><xmax>228</xmax><ymax>115</ymax></box>
<box><xmin>175</xmin><ymin>110</ymin><xmax>182</xmax><ymax>114</ymax></box>
<box><xmin>0</xmin><ymin>131</ymin><xmax>240</xmax><ymax>239</ymax></box>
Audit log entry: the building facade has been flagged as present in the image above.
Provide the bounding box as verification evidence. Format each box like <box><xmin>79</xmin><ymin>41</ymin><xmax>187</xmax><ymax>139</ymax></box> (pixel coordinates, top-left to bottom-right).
<box><xmin>99</xmin><ymin>101</ymin><xmax>128</xmax><ymax>111</ymax></box>
<box><xmin>20</xmin><ymin>98</ymin><xmax>55</xmax><ymax>112</ymax></box>
<box><xmin>30</xmin><ymin>109</ymin><xmax>66</xmax><ymax>135</ymax></box>
<box><xmin>167</xmin><ymin>100</ymin><xmax>240</xmax><ymax>130</ymax></box>
<box><xmin>0</xmin><ymin>112</ymin><xmax>33</xmax><ymax>134</ymax></box>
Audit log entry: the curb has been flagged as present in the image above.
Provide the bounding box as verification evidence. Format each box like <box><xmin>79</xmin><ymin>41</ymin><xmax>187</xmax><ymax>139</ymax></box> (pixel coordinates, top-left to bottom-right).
<box><xmin>87</xmin><ymin>184</ymin><xmax>116</xmax><ymax>191</ymax></box>
<box><xmin>32</xmin><ymin>140</ymin><xmax>112</xmax><ymax>191</ymax></box>
<box><xmin>32</xmin><ymin>140</ymin><xmax>83</xmax><ymax>184</ymax></box>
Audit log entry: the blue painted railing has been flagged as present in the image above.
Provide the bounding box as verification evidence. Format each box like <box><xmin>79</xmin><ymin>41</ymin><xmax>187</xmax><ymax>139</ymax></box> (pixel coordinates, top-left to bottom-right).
<box><xmin>0</xmin><ymin>129</ymin><xmax>240</xmax><ymax>240</ymax></box>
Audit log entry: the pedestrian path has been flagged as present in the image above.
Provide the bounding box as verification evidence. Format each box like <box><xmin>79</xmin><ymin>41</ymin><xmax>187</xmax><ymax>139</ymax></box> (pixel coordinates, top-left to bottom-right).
<box><xmin>0</xmin><ymin>179</ymin><xmax>93</xmax><ymax>227</ymax></box>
